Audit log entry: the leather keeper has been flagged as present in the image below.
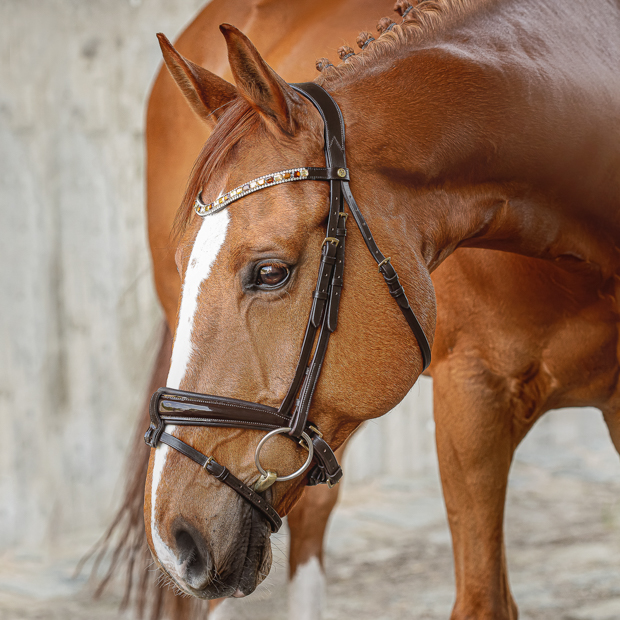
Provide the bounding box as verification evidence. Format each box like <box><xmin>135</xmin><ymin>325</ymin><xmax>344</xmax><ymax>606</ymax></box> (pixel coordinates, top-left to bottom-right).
<box><xmin>380</xmin><ymin>263</ymin><xmax>397</xmax><ymax>280</ymax></box>
<box><xmin>206</xmin><ymin>459</ymin><xmax>228</xmax><ymax>481</ymax></box>
<box><xmin>311</xmin><ymin>243</ymin><xmax>338</xmax><ymax>327</ymax></box>
<box><xmin>306</xmin><ymin>166</ymin><xmax>349</xmax><ymax>181</ymax></box>
<box><xmin>306</xmin><ymin>465</ymin><xmax>326</xmax><ymax>486</ymax></box>
<box><xmin>327</xmin><ymin>283</ymin><xmax>343</xmax><ymax>332</ymax></box>
<box><xmin>310</xmin><ymin>296</ymin><xmax>326</xmax><ymax>328</ymax></box>
<box><xmin>389</xmin><ymin>286</ymin><xmax>406</xmax><ymax>300</ymax></box>
<box><xmin>310</xmin><ymin>434</ymin><xmax>343</xmax><ymax>482</ymax></box>
<box><xmin>313</xmin><ymin>291</ymin><xmax>328</xmax><ymax>300</ymax></box>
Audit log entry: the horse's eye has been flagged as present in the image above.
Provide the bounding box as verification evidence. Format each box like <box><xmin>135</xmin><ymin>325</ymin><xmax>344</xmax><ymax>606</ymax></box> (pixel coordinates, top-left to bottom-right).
<box><xmin>256</xmin><ymin>263</ymin><xmax>290</xmax><ymax>288</ymax></box>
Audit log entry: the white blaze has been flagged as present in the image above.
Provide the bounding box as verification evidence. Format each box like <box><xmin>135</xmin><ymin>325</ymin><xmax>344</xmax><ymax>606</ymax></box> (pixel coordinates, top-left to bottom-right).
<box><xmin>151</xmin><ymin>208</ymin><xmax>231</xmax><ymax>575</ymax></box>
<box><xmin>167</xmin><ymin>208</ymin><xmax>231</xmax><ymax>389</ymax></box>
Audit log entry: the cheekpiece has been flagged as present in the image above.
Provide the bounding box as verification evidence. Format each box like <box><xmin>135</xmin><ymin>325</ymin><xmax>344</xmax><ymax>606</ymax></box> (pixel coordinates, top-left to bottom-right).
<box><xmin>194</xmin><ymin>167</ymin><xmax>310</xmax><ymax>217</ymax></box>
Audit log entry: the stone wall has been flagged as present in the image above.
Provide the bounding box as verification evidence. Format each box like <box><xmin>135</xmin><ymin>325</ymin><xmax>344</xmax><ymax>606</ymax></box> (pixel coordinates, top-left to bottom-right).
<box><xmin>0</xmin><ymin>0</ymin><xmax>434</xmax><ymax>560</ymax></box>
<box><xmin>0</xmin><ymin>0</ymin><xmax>205</xmax><ymax>555</ymax></box>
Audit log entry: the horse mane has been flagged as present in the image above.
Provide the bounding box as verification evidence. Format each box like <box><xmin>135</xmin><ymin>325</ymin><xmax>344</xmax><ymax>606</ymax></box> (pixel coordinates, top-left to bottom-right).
<box><xmin>175</xmin><ymin>1</ymin><xmax>490</xmax><ymax>239</ymax></box>
<box><xmin>175</xmin><ymin>97</ymin><xmax>262</xmax><ymax>237</ymax></box>
<box><xmin>316</xmin><ymin>0</ymin><xmax>491</xmax><ymax>86</ymax></box>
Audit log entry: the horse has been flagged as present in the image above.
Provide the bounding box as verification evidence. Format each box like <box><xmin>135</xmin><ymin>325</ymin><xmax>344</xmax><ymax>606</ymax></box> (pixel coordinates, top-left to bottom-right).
<box><xmin>93</xmin><ymin>1</ymin><xmax>620</xmax><ymax>619</ymax></box>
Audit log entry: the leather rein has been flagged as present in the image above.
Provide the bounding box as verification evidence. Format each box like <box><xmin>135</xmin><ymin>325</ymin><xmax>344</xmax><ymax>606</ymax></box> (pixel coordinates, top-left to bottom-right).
<box><xmin>144</xmin><ymin>82</ymin><xmax>431</xmax><ymax>533</ymax></box>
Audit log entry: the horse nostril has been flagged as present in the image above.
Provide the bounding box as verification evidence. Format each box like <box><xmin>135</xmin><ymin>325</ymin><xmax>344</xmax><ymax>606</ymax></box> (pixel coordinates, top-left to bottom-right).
<box><xmin>175</xmin><ymin>528</ymin><xmax>213</xmax><ymax>590</ymax></box>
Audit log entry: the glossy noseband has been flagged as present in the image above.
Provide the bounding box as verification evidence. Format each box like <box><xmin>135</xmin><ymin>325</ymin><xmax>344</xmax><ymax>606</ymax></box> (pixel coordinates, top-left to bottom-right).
<box><xmin>144</xmin><ymin>82</ymin><xmax>431</xmax><ymax>533</ymax></box>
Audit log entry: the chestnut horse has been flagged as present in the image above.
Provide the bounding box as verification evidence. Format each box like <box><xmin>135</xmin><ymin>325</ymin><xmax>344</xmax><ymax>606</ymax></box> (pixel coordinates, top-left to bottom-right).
<box><xmin>94</xmin><ymin>1</ymin><xmax>620</xmax><ymax>619</ymax></box>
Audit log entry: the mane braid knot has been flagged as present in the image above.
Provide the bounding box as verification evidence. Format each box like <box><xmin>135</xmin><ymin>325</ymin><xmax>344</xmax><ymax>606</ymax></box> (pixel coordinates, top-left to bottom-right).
<box><xmin>316</xmin><ymin>57</ymin><xmax>334</xmax><ymax>72</ymax></box>
<box><xmin>337</xmin><ymin>45</ymin><xmax>356</xmax><ymax>61</ymax></box>
<box><xmin>356</xmin><ymin>31</ymin><xmax>376</xmax><ymax>50</ymax></box>
<box><xmin>377</xmin><ymin>17</ymin><xmax>397</xmax><ymax>34</ymax></box>
<box><xmin>394</xmin><ymin>0</ymin><xmax>416</xmax><ymax>17</ymax></box>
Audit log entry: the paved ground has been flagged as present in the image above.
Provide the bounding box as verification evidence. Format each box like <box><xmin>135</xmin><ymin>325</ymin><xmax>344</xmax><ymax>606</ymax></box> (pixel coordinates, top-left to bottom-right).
<box><xmin>1</xmin><ymin>409</ymin><xmax>620</xmax><ymax>619</ymax></box>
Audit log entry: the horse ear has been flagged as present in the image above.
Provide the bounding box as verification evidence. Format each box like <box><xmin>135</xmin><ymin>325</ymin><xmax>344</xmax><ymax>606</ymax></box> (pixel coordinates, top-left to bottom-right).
<box><xmin>219</xmin><ymin>24</ymin><xmax>303</xmax><ymax>134</ymax></box>
<box><xmin>157</xmin><ymin>33</ymin><xmax>237</xmax><ymax>125</ymax></box>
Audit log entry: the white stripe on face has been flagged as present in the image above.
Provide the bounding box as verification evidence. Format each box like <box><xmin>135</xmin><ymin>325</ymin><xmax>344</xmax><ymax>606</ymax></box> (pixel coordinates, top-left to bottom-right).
<box><xmin>167</xmin><ymin>207</ymin><xmax>231</xmax><ymax>390</ymax></box>
<box><xmin>151</xmin><ymin>207</ymin><xmax>231</xmax><ymax>575</ymax></box>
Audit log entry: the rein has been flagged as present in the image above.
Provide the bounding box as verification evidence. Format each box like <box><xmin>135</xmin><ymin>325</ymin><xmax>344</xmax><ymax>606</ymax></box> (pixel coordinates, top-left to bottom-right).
<box><xmin>144</xmin><ymin>82</ymin><xmax>431</xmax><ymax>533</ymax></box>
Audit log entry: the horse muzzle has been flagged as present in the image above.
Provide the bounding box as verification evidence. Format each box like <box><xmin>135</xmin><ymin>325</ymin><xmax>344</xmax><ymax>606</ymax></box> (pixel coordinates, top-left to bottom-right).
<box><xmin>152</xmin><ymin>493</ymin><xmax>273</xmax><ymax>600</ymax></box>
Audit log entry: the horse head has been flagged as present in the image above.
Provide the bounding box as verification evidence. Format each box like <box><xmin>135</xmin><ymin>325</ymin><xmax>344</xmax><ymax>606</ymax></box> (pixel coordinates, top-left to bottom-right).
<box><xmin>144</xmin><ymin>24</ymin><xmax>435</xmax><ymax>599</ymax></box>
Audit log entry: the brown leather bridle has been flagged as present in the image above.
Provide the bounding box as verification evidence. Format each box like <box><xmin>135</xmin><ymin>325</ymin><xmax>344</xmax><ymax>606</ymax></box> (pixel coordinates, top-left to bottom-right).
<box><xmin>144</xmin><ymin>83</ymin><xmax>431</xmax><ymax>533</ymax></box>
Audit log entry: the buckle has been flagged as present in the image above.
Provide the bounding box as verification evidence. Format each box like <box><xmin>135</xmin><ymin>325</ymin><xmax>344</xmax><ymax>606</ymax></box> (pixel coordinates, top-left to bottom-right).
<box><xmin>144</xmin><ymin>426</ymin><xmax>155</xmax><ymax>446</ymax></box>
<box><xmin>377</xmin><ymin>256</ymin><xmax>391</xmax><ymax>272</ymax></box>
<box><xmin>308</xmin><ymin>424</ymin><xmax>323</xmax><ymax>438</ymax></box>
<box><xmin>322</xmin><ymin>237</ymin><xmax>339</xmax><ymax>248</ymax></box>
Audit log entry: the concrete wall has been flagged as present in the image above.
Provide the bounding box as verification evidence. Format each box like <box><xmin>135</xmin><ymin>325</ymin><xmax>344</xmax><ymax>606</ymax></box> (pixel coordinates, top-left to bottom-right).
<box><xmin>0</xmin><ymin>0</ymin><xmax>206</xmax><ymax>555</ymax></box>
<box><xmin>0</xmin><ymin>0</ymin><xmax>441</xmax><ymax>559</ymax></box>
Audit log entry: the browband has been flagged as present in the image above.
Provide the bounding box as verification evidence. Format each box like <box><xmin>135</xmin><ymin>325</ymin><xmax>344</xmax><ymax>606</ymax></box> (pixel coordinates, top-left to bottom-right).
<box><xmin>194</xmin><ymin>167</ymin><xmax>349</xmax><ymax>216</ymax></box>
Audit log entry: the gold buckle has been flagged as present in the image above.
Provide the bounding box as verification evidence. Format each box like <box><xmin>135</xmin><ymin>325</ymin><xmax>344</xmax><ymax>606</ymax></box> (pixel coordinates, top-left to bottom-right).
<box><xmin>377</xmin><ymin>256</ymin><xmax>391</xmax><ymax>272</ymax></box>
<box><xmin>253</xmin><ymin>471</ymin><xmax>277</xmax><ymax>493</ymax></box>
<box><xmin>322</xmin><ymin>237</ymin><xmax>339</xmax><ymax>248</ymax></box>
<box><xmin>203</xmin><ymin>456</ymin><xmax>214</xmax><ymax>470</ymax></box>
<box><xmin>338</xmin><ymin>212</ymin><xmax>348</xmax><ymax>221</ymax></box>
<box><xmin>308</xmin><ymin>424</ymin><xmax>323</xmax><ymax>438</ymax></box>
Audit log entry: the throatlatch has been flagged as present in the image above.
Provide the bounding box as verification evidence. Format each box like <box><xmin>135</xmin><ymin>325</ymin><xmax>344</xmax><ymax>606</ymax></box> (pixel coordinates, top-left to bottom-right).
<box><xmin>144</xmin><ymin>82</ymin><xmax>431</xmax><ymax>533</ymax></box>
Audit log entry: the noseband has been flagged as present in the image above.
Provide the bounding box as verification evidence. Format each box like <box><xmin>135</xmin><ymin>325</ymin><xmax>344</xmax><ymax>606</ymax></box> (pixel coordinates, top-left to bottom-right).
<box><xmin>144</xmin><ymin>83</ymin><xmax>431</xmax><ymax>533</ymax></box>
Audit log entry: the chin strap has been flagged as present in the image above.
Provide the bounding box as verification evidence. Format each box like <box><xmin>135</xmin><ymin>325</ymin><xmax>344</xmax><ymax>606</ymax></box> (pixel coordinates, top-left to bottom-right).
<box><xmin>144</xmin><ymin>387</ymin><xmax>344</xmax><ymax>532</ymax></box>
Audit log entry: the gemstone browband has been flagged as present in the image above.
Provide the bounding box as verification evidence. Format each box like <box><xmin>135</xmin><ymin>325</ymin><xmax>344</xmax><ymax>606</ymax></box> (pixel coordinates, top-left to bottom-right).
<box><xmin>194</xmin><ymin>167</ymin><xmax>310</xmax><ymax>216</ymax></box>
<box><xmin>193</xmin><ymin>166</ymin><xmax>350</xmax><ymax>216</ymax></box>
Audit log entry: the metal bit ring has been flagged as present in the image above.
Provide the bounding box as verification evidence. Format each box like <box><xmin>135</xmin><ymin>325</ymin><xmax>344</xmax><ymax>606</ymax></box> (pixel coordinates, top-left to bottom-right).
<box><xmin>254</xmin><ymin>427</ymin><xmax>314</xmax><ymax>483</ymax></box>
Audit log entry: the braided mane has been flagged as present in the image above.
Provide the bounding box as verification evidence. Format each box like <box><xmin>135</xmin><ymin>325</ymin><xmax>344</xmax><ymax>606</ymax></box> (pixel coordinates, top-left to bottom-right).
<box><xmin>175</xmin><ymin>0</ymin><xmax>491</xmax><ymax>236</ymax></box>
<box><xmin>316</xmin><ymin>0</ymin><xmax>492</xmax><ymax>86</ymax></box>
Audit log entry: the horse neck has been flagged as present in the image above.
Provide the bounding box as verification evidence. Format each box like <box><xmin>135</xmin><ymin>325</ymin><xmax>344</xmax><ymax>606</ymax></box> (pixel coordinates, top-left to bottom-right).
<box><xmin>335</xmin><ymin>1</ymin><xmax>620</xmax><ymax>278</ymax></box>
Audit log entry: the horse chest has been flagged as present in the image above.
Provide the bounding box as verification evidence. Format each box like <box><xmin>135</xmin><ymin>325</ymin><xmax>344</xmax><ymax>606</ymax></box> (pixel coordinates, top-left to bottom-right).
<box><xmin>433</xmin><ymin>250</ymin><xmax>620</xmax><ymax>411</ymax></box>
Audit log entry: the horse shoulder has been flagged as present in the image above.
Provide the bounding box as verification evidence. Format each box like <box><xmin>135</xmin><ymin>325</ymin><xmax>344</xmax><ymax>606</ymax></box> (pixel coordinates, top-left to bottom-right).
<box><xmin>431</xmin><ymin>248</ymin><xmax>619</xmax><ymax>422</ymax></box>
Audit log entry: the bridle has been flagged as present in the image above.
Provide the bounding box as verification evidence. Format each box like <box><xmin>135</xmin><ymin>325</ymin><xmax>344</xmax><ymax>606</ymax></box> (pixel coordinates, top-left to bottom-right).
<box><xmin>144</xmin><ymin>83</ymin><xmax>431</xmax><ymax>533</ymax></box>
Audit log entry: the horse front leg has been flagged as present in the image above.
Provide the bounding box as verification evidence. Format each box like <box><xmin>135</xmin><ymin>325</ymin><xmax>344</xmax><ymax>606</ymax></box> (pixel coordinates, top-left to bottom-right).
<box><xmin>602</xmin><ymin>406</ymin><xmax>620</xmax><ymax>457</ymax></box>
<box><xmin>433</xmin><ymin>357</ymin><xmax>520</xmax><ymax>620</ymax></box>
<box><xmin>286</xmin><ymin>444</ymin><xmax>345</xmax><ymax>620</ymax></box>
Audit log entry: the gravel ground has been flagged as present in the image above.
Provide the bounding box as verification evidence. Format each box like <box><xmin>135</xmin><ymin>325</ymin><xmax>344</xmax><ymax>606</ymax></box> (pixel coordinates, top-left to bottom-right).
<box><xmin>2</xmin><ymin>409</ymin><xmax>620</xmax><ymax>620</ymax></box>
